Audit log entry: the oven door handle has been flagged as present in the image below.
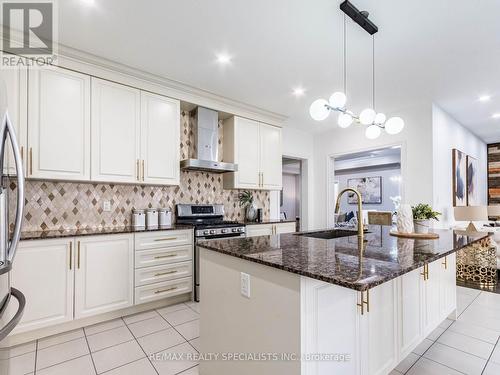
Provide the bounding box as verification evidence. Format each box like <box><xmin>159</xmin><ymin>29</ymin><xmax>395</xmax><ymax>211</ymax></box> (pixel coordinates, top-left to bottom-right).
<box><xmin>0</xmin><ymin>288</ymin><xmax>26</xmax><ymax>341</ymax></box>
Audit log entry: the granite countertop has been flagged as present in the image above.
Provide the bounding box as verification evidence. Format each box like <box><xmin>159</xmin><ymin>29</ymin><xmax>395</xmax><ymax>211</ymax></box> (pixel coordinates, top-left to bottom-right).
<box><xmin>242</xmin><ymin>219</ymin><xmax>296</xmax><ymax>225</ymax></box>
<box><xmin>197</xmin><ymin>225</ymin><xmax>491</xmax><ymax>291</ymax></box>
<box><xmin>20</xmin><ymin>225</ymin><xmax>194</xmax><ymax>241</ymax></box>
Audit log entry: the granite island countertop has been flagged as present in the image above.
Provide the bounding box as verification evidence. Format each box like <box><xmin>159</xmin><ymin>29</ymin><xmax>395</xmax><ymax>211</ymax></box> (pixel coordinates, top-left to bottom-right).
<box><xmin>197</xmin><ymin>225</ymin><xmax>491</xmax><ymax>291</ymax></box>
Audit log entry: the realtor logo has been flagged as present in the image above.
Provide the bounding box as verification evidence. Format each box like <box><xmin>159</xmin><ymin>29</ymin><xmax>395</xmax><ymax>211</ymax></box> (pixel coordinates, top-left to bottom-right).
<box><xmin>1</xmin><ymin>0</ymin><xmax>57</xmax><ymax>67</ymax></box>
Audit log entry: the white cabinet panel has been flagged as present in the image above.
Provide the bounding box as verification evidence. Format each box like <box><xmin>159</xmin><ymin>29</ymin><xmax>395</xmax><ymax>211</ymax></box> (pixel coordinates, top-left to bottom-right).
<box><xmin>275</xmin><ymin>222</ymin><xmax>296</xmax><ymax>234</ymax></box>
<box><xmin>439</xmin><ymin>253</ymin><xmax>457</xmax><ymax>319</ymax></box>
<box><xmin>91</xmin><ymin>78</ymin><xmax>140</xmax><ymax>183</ymax></box>
<box><xmin>399</xmin><ymin>267</ymin><xmax>422</xmax><ymax>358</ymax></box>
<box><xmin>421</xmin><ymin>260</ymin><xmax>442</xmax><ymax>336</ymax></box>
<box><xmin>0</xmin><ymin>63</ymin><xmax>27</xmax><ymax>175</ymax></box>
<box><xmin>74</xmin><ymin>234</ymin><xmax>134</xmax><ymax>319</ymax></box>
<box><xmin>245</xmin><ymin>224</ymin><xmax>274</xmax><ymax>237</ymax></box>
<box><xmin>28</xmin><ymin>67</ymin><xmax>90</xmax><ymax>180</ymax></box>
<box><xmin>259</xmin><ymin>124</ymin><xmax>282</xmax><ymax>189</ymax></box>
<box><xmin>140</xmin><ymin>91</ymin><xmax>180</xmax><ymax>185</ymax></box>
<box><xmin>135</xmin><ymin>277</ymin><xmax>192</xmax><ymax>305</ymax></box>
<box><xmin>10</xmin><ymin>239</ymin><xmax>74</xmax><ymax>333</ymax></box>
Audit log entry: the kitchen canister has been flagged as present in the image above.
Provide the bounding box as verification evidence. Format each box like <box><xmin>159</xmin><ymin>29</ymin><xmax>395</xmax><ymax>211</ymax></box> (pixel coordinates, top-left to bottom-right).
<box><xmin>158</xmin><ymin>208</ymin><xmax>172</xmax><ymax>228</ymax></box>
<box><xmin>132</xmin><ymin>209</ymin><xmax>146</xmax><ymax>228</ymax></box>
<box><xmin>146</xmin><ymin>208</ymin><xmax>159</xmax><ymax>229</ymax></box>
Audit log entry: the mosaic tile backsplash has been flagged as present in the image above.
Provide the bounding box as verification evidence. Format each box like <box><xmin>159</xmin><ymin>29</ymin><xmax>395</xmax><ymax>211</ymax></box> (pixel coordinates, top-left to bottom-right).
<box><xmin>9</xmin><ymin>111</ymin><xmax>270</xmax><ymax>232</ymax></box>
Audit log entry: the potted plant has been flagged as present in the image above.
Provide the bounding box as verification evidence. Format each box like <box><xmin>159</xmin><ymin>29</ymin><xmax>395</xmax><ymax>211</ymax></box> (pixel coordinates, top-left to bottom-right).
<box><xmin>412</xmin><ymin>204</ymin><xmax>441</xmax><ymax>234</ymax></box>
<box><xmin>238</xmin><ymin>191</ymin><xmax>258</xmax><ymax>221</ymax></box>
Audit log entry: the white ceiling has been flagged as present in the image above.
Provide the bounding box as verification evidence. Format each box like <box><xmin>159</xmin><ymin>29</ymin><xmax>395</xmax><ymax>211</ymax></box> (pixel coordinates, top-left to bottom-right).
<box><xmin>59</xmin><ymin>0</ymin><xmax>500</xmax><ymax>143</ymax></box>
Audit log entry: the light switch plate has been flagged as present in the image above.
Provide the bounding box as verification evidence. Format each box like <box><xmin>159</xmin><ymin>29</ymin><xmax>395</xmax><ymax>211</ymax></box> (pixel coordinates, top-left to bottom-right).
<box><xmin>103</xmin><ymin>201</ymin><xmax>111</xmax><ymax>212</ymax></box>
<box><xmin>240</xmin><ymin>272</ymin><xmax>251</xmax><ymax>298</ymax></box>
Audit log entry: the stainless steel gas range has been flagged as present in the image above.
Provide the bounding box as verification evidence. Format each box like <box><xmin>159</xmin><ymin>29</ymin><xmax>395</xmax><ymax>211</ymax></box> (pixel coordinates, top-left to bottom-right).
<box><xmin>176</xmin><ymin>204</ymin><xmax>245</xmax><ymax>301</ymax></box>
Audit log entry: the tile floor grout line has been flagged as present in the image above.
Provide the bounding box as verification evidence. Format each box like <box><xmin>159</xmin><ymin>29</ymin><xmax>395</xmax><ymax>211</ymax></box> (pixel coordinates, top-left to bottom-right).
<box><xmin>85</xmin><ymin>321</ymin><xmax>127</xmax><ymax>337</ymax></box>
<box><xmin>481</xmin><ymin>335</ymin><xmax>500</xmax><ymax>375</ymax></box>
<box><xmin>424</xmin><ymin>339</ymin><xmax>494</xmax><ymax>361</ymax></box>
<box><xmin>121</xmin><ymin>316</ymin><xmax>160</xmax><ymax>375</ymax></box>
<box><xmin>33</xmin><ymin>353</ymin><xmax>90</xmax><ymax>374</ymax></box>
<box><xmin>98</xmin><ymin>356</ymin><xmax>151</xmax><ymax>375</ymax></box>
<box><xmin>83</xmin><ymin>323</ymin><xmax>99</xmax><ymax>375</ymax></box>
<box><xmin>35</xmin><ymin>332</ymin><xmax>85</xmax><ymax>351</ymax></box>
<box><xmin>90</xmin><ymin>337</ymin><xmax>136</xmax><ymax>355</ymax></box>
<box><xmin>446</xmin><ymin>322</ymin><xmax>500</xmax><ymax>346</ymax></box>
<box><xmin>175</xmin><ymin>363</ymin><xmax>199</xmax><ymax>375</ymax></box>
<box><xmin>157</xmin><ymin>309</ymin><xmax>199</xmax><ymax>349</ymax></box>
<box><xmin>33</xmin><ymin>339</ymin><xmax>38</xmax><ymax>375</ymax></box>
<box><xmin>412</xmin><ymin>356</ymin><xmax>468</xmax><ymax>375</ymax></box>
<box><xmin>457</xmin><ymin>290</ymin><xmax>483</xmax><ymax>319</ymax></box>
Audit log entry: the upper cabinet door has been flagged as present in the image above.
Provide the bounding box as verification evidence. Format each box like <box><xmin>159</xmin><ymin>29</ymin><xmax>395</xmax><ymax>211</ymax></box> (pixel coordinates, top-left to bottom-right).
<box><xmin>259</xmin><ymin>124</ymin><xmax>282</xmax><ymax>190</ymax></box>
<box><xmin>28</xmin><ymin>67</ymin><xmax>90</xmax><ymax>180</ymax></box>
<box><xmin>140</xmin><ymin>91</ymin><xmax>180</xmax><ymax>185</ymax></box>
<box><xmin>0</xmin><ymin>64</ymin><xmax>27</xmax><ymax>176</ymax></box>
<box><xmin>91</xmin><ymin>78</ymin><xmax>140</xmax><ymax>183</ymax></box>
<box><xmin>234</xmin><ymin>117</ymin><xmax>260</xmax><ymax>188</ymax></box>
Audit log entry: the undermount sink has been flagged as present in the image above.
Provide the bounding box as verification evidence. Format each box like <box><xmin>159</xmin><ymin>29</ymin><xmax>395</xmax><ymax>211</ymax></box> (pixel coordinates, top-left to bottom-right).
<box><xmin>296</xmin><ymin>229</ymin><xmax>367</xmax><ymax>240</ymax></box>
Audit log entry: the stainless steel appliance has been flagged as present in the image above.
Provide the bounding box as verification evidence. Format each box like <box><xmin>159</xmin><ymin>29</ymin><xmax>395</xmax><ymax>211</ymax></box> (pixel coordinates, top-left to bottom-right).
<box><xmin>176</xmin><ymin>204</ymin><xmax>245</xmax><ymax>301</ymax></box>
<box><xmin>179</xmin><ymin>107</ymin><xmax>237</xmax><ymax>173</ymax></box>
<box><xmin>0</xmin><ymin>106</ymin><xmax>26</xmax><ymax>341</ymax></box>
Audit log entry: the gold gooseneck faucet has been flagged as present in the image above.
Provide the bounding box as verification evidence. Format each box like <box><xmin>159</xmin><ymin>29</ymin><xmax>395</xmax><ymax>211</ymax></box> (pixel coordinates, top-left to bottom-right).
<box><xmin>335</xmin><ymin>188</ymin><xmax>364</xmax><ymax>245</ymax></box>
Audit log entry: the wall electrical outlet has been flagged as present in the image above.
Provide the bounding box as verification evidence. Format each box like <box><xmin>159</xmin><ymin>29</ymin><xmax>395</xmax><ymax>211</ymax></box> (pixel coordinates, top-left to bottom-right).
<box><xmin>240</xmin><ymin>272</ymin><xmax>251</xmax><ymax>298</ymax></box>
<box><xmin>103</xmin><ymin>201</ymin><xmax>111</xmax><ymax>212</ymax></box>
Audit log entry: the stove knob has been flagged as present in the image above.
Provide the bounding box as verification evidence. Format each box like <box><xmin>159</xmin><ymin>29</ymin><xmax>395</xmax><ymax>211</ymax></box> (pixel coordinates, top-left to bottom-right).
<box><xmin>232</xmin><ymin>228</ymin><xmax>238</xmax><ymax>233</ymax></box>
<box><xmin>203</xmin><ymin>230</ymin><xmax>209</xmax><ymax>235</ymax></box>
<box><xmin>221</xmin><ymin>229</ymin><xmax>228</xmax><ymax>234</ymax></box>
<box><xmin>209</xmin><ymin>230</ymin><xmax>216</xmax><ymax>235</ymax></box>
<box><xmin>237</xmin><ymin>227</ymin><xmax>244</xmax><ymax>232</ymax></box>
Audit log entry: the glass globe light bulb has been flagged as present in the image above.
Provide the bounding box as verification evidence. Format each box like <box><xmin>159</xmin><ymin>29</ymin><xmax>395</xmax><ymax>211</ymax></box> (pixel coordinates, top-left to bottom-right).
<box><xmin>337</xmin><ymin>112</ymin><xmax>353</xmax><ymax>128</ymax></box>
<box><xmin>385</xmin><ymin>117</ymin><xmax>405</xmax><ymax>134</ymax></box>
<box><xmin>374</xmin><ymin>113</ymin><xmax>386</xmax><ymax>125</ymax></box>
<box><xmin>329</xmin><ymin>92</ymin><xmax>347</xmax><ymax>109</ymax></box>
<box><xmin>359</xmin><ymin>108</ymin><xmax>376</xmax><ymax>125</ymax></box>
<box><xmin>309</xmin><ymin>99</ymin><xmax>330</xmax><ymax>121</ymax></box>
<box><xmin>365</xmin><ymin>125</ymin><xmax>381</xmax><ymax>139</ymax></box>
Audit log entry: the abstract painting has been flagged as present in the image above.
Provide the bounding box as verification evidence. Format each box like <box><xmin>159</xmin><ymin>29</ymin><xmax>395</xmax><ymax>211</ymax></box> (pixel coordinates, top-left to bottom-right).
<box><xmin>452</xmin><ymin>149</ymin><xmax>467</xmax><ymax>206</ymax></box>
<box><xmin>467</xmin><ymin>155</ymin><xmax>478</xmax><ymax>205</ymax></box>
<box><xmin>347</xmin><ymin>176</ymin><xmax>382</xmax><ymax>204</ymax></box>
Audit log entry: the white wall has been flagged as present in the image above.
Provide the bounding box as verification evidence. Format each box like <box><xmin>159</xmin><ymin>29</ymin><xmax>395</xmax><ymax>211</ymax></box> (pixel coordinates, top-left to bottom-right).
<box><xmin>432</xmin><ymin>104</ymin><xmax>488</xmax><ymax>228</ymax></box>
<box><xmin>313</xmin><ymin>103</ymin><xmax>434</xmax><ymax>229</ymax></box>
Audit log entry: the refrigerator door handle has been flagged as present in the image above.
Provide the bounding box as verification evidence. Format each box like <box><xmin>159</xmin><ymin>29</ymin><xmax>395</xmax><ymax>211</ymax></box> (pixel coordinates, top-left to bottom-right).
<box><xmin>1</xmin><ymin>111</ymin><xmax>25</xmax><ymax>263</ymax></box>
<box><xmin>0</xmin><ymin>287</ymin><xmax>25</xmax><ymax>341</ymax></box>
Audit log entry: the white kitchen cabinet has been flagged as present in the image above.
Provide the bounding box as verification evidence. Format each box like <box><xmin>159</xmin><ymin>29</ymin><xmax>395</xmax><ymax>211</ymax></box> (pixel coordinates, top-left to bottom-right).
<box><xmin>0</xmin><ymin>63</ymin><xmax>27</xmax><ymax>176</ymax></box>
<box><xmin>223</xmin><ymin>116</ymin><xmax>282</xmax><ymax>190</ymax></box>
<box><xmin>439</xmin><ymin>253</ymin><xmax>457</xmax><ymax>319</ymax></box>
<box><xmin>74</xmin><ymin>234</ymin><xmax>134</xmax><ymax>319</ymax></box>
<box><xmin>421</xmin><ymin>260</ymin><xmax>442</xmax><ymax>336</ymax></box>
<box><xmin>140</xmin><ymin>91</ymin><xmax>180</xmax><ymax>185</ymax></box>
<box><xmin>28</xmin><ymin>67</ymin><xmax>90</xmax><ymax>180</ymax></box>
<box><xmin>398</xmin><ymin>267</ymin><xmax>423</xmax><ymax>358</ymax></box>
<box><xmin>246</xmin><ymin>222</ymin><xmax>296</xmax><ymax>237</ymax></box>
<box><xmin>91</xmin><ymin>78</ymin><xmax>141</xmax><ymax>183</ymax></box>
<box><xmin>9</xmin><ymin>239</ymin><xmax>74</xmax><ymax>333</ymax></box>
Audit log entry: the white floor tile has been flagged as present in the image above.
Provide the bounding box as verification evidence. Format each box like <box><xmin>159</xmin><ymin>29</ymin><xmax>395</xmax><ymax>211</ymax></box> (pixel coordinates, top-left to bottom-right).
<box><xmin>178</xmin><ymin>365</ymin><xmax>199</xmax><ymax>375</ymax></box>
<box><xmin>84</xmin><ymin>318</ymin><xmax>125</xmax><ymax>336</ymax></box>
<box><xmin>189</xmin><ymin>338</ymin><xmax>200</xmax><ymax>352</ymax></box>
<box><xmin>427</xmin><ymin>327</ymin><xmax>445</xmax><ymax>341</ymax></box>
<box><xmin>161</xmin><ymin>308</ymin><xmax>199</xmax><ymax>326</ymax></box>
<box><xmin>448</xmin><ymin>320</ymin><xmax>500</xmax><ymax>344</ymax></box>
<box><xmin>184</xmin><ymin>302</ymin><xmax>200</xmax><ymax>313</ymax></box>
<box><xmin>0</xmin><ymin>351</ymin><xmax>35</xmax><ymax>375</ymax></box>
<box><xmin>91</xmin><ymin>340</ymin><xmax>145</xmax><ymax>374</ymax></box>
<box><xmin>123</xmin><ymin>310</ymin><xmax>159</xmax><ymax>325</ymax></box>
<box><xmin>137</xmin><ymin>328</ymin><xmax>186</xmax><ymax>355</ymax></box>
<box><xmin>412</xmin><ymin>339</ymin><xmax>434</xmax><ymax>356</ymax></box>
<box><xmin>474</xmin><ymin>292</ymin><xmax>500</xmax><ymax>310</ymax></box>
<box><xmin>86</xmin><ymin>326</ymin><xmax>134</xmax><ymax>352</ymax></box>
<box><xmin>36</xmin><ymin>337</ymin><xmax>89</xmax><ymax>370</ymax></box>
<box><xmin>438</xmin><ymin>319</ymin><xmax>454</xmax><ymax>330</ymax></box>
<box><xmin>457</xmin><ymin>294</ymin><xmax>476</xmax><ymax>315</ymax></box>
<box><xmin>0</xmin><ymin>341</ymin><xmax>36</xmax><ymax>359</ymax></box>
<box><xmin>483</xmin><ymin>360</ymin><xmax>500</xmax><ymax>375</ymax></box>
<box><xmin>175</xmin><ymin>320</ymin><xmax>199</xmax><ymax>341</ymax></box>
<box><xmin>151</xmin><ymin>342</ymin><xmax>198</xmax><ymax>375</ymax></box>
<box><xmin>101</xmin><ymin>358</ymin><xmax>157</xmax><ymax>375</ymax></box>
<box><xmin>459</xmin><ymin>308</ymin><xmax>500</xmax><ymax>331</ymax></box>
<box><xmin>36</xmin><ymin>355</ymin><xmax>95</xmax><ymax>375</ymax></box>
<box><xmin>436</xmin><ymin>330</ymin><xmax>494</xmax><ymax>359</ymax></box>
<box><xmin>157</xmin><ymin>304</ymin><xmax>190</xmax><ymax>315</ymax></box>
<box><xmin>490</xmin><ymin>344</ymin><xmax>500</xmax><ymax>364</ymax></box>
<box><xmin>395</xmin><ymin>352</ymin><xmax>419</xmax><ymax>373</ymax></box>
<box><xmin>407</xmin><ymin>357</ymin><xmax>463</xmax><ymax>375</ymax></box>
<box><xmin>128</xmin><ymin>316</ymin><xmax>171</xmax><ymax>338</ymax></box>
<box><xmin>423</xmin><ymin>342</ymin><xmax>486</xmax><ymax>375</ymax></box>
<box><xmin>388</xmin><ymin>371</ymin><xmax>402</xmax><ymax>375</ymax></box>
<box><xmin>457</xmin><ymin>286</ymin><xmax>481</xmax><ymax>298</ymax></box>
<box><xmin>38</xmin><ymin>329</ymin><xmax>85</xmax><ymax>350</ymax></box>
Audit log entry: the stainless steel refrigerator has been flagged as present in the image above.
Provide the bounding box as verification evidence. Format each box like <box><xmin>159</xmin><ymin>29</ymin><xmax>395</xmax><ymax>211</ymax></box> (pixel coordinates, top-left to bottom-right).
<box><xmin>0</xmin><ymin>86</ymin><xmax>26</xmax><ymax>342</ymax></box>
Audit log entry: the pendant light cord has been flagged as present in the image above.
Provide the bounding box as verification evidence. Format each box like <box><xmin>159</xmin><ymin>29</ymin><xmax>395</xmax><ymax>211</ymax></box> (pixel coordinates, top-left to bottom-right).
<box><xmin>372</xmin><ymin>34</ymin><xmax>375</xmax><ymax>110</ymax></box>
<box><xmin>343</xmin><ymin>14</ymin><xmax>347</xmax><ymax>95</ymax></box>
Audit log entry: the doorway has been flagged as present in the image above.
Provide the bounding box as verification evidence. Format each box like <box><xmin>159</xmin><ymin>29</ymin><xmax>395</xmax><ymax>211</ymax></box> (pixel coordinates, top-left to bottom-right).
<box><xmin>281</xmin><ymin>157</ymin><xmax>302</xmax><ymax>231</ymax></box>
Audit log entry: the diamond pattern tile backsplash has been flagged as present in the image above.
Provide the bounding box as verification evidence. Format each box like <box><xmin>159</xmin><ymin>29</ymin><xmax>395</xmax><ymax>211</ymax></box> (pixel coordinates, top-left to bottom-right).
<box><xmin>9</xmin><ymin>111</ymin><xmax>270</xmax><ymax>232</ymax></box>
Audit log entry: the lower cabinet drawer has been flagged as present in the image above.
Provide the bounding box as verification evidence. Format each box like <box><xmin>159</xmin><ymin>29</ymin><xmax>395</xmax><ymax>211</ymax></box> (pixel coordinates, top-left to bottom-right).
<box><xmin>134</xmin><ymin>277</ymin><xmax>192</xmax><ymax>305</ymax></box>
<box><xmin>135</xmin><ymin>245</ymin><xmax>192</xmax><ymax>269</ymax></box>
<box><xmin>135</xmin><ymin>261</ymin><xmax>192</xmax><ymax>287</ymax></box>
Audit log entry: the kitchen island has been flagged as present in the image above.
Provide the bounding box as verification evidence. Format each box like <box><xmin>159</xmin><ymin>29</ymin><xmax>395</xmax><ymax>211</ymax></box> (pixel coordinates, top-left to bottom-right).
<box><xmin>197</xmin><ymin>226</ymin><xmax>490</xmax><ymax>375</ymax></box>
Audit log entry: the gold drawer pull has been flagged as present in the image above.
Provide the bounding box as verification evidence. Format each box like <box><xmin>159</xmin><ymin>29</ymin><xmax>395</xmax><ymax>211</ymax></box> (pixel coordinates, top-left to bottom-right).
<box><xmin>154</xmin><ymin>237</ymin><xmax>177</xmax><ymax>242</ymax></box>
<box><xmin>154</xmin><ymin>254</ymin><xmax>177</xmax><ymax>259</ymax></box>
<box><xmin>442</xmin><ymin>256</ymin><xmax>447</xmax><ymax>270</ymax></box>
<box><xmin>154</xmin><ymin>286</ymin><xmax>178</xmax><ymax>294</ymax></box>
<box><xmin>155</xmin><ymin>270</ymin><xmax>177</xmax><ymax>277</ymax></box>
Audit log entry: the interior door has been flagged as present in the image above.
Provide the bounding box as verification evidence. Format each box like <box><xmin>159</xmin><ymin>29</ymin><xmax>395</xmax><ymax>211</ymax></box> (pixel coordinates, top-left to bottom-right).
<box><xmin>91</xmin><ymin>78</ymin><xmax>140</xmax><ymax>183</ymax></box>
<box><xmin>74</xmin><ymin>234</ymin><xmax>134</xmax><ymax>319</ymax></box>
<box><xmin>235</xmin><ymin>117</ymin><xmax>260</xmax><ymax>188</ymax></box>
<box><xmin>28</xmin><ymin>67</ymin><xmax>90</xmax><ymax>180</ymax></box>
<box><xmin>140</xmin><ymin>91</ymin><xmax>180</xmax><ymax>185</ymax></box>
<box><xmin>259</xmin><ymin>123</ymin><xmax>282</xmax><ymax>190</ymax></box>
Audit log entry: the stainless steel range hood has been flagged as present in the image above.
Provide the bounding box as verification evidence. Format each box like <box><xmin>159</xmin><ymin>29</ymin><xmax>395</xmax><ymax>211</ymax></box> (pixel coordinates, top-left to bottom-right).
<box><xmin>180</xmin><ymin>107</ymin><xmax>237</xmax><ymax>173</ymax></box>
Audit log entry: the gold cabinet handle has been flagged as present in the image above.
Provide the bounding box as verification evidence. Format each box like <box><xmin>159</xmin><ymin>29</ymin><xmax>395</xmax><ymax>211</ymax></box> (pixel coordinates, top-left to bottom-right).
<box><xmin>142</xmin><ymin>160</ymin><xmax>145</xmax><ymax>181</ymax></box>
<box><xmin>155</xmin><ymin>270</ymin><xmax>178</xmax><ymax>277</ymax></box>
<box><xmin>154</xmin><ymin>286</ymin><xmax>177</xmax><ymax>294</ymax></box>
<box><xmin>69</xmin><ymin>242</ymin><xmax>73</xmax><ymax>270</ymax></box>
<box><xmin>77</xmin><ymin>241</ymin><xmax>81</xmax><ymax>269</ymax></box>
<box><xmin>29</xmin><ymin>147</ymin><xmax>32</xmax><ymax>175</ymax></box>
<box><xmin>154</xmin><ymin>237</ymin><xmax>177</xmax><ymax>242</ymax></box>
<box><xmin>357</xmin><ymin>289</ymin><xmax>370</xmax><ymax>315</ymax></box>
<box><xmin>421</xmin><ymin>264</ymin><xmax>429</xmax><ymax>281</ymax></box>
<box><xmin>136</xmin><ymin>159</ymin><xmax>140</xmax><ymax>181</ymax></box>
<box><xmin>442</xmin><ymin>256</ymin><xmax>447</xmax><ymax>270</ymax></box>
<box><xmin>154</xmin><ymin>254</ymin><xmax>177</xmax><ymax>259</ymax></box>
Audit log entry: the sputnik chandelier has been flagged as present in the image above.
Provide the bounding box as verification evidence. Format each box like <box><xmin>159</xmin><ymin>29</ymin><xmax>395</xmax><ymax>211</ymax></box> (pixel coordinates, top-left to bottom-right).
<box><xmin>309</xmin><ymin>1</ymin><xmax>404</xmax><ymax>139</ymax></box>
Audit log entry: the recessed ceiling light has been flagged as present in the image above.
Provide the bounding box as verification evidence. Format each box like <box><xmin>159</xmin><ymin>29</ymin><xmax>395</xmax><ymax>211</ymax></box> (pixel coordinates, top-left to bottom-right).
<box><xmin>292</xmin><ymin>87</ymin><xmax>305</xmax><ymax>97</ymax></box>
<box><xmin>215</xmin><ymin>53</ymin><xmax>232</xmax><ymax>65</ymax></box>
<box><xmin>492</xmin><ymin>113</ymin><xmax>500</xmax><ymax>119</ymax></box>
<box><xmin>479</xmin><ymin>95</ymin><xmax>491</xmax><ymax>102</ymax></box>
